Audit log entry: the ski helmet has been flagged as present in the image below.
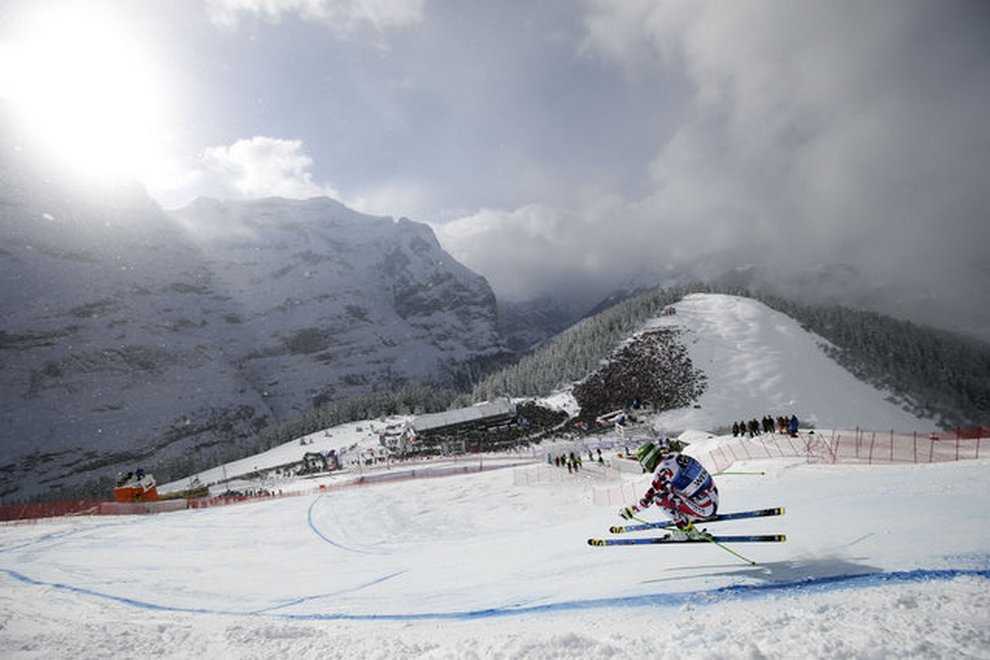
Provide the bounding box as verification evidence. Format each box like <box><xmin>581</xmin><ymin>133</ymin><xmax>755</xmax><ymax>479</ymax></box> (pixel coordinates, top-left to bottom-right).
<box><xmin>635</xmin><ymin>441</ymin><xmax>667</xmax><ymax>472</ymax></box>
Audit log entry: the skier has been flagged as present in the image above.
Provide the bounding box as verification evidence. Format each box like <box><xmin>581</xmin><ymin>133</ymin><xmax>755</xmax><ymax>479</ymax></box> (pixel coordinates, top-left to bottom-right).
<box><xmin>617</xmin><ymin>438</ymin><xmax>719</xmax><ymax>540</ymax></box>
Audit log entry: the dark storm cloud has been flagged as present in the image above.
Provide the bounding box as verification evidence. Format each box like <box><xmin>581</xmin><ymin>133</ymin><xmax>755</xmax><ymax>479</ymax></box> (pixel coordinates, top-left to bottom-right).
<box><xmin>438</xmin><ymin>1</ymin><xmax>990</xmax><ymax>336</ymax></box>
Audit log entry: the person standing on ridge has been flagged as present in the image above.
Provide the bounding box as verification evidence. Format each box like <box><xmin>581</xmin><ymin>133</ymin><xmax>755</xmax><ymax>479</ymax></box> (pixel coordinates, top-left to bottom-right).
<box><xmin>617</xmin><ymin>437</ymin><xmax>719</xmax><ymax>540</ymax></box>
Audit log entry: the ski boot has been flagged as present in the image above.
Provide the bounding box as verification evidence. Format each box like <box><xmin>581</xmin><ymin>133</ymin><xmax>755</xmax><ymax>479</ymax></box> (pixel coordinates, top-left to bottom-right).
<box><xmin>664</xmin><ymin>521</ymin><xmax>708</xmax><ymax>541</ymax></box>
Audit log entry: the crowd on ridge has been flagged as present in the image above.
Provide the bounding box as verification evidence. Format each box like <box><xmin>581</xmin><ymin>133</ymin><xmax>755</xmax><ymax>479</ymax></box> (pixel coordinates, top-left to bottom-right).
<box><xmin>732</xmin><ymin>415</ymin><xmax>800</xmax><ymax>438</ymax></box>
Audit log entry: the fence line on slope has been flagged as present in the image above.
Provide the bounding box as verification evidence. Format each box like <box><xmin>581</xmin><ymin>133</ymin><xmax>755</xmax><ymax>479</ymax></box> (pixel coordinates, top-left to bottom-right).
<box><xmin>0</xmin><ymin>457</ymin><xmax>534</xmax><ymax>524</ymax></box>
<box><xmin>590</xmin><ymin>426</ymin><xmax>987</xmax><ymax>507</ymax></box>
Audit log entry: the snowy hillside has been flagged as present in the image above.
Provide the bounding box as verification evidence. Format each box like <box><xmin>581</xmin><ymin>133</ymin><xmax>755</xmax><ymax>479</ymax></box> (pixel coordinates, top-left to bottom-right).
<box><xmin>646</xmin><ymin>294</ymin><xmax>936</xmax><ymax>433</ymax></box>
<box><xmin>2</xmin><ymin>439</ymin><xmax>987</xmax><ymax>657</ymax></box>
<box><xmin>0</xmin><ymin>146</ymin><xmax>506</xmax><ymax>501</ymax></box>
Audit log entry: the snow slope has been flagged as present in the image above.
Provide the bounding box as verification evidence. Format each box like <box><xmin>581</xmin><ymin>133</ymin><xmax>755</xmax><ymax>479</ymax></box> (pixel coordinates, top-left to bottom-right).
<box><xmin>157</xmin><ymin>417</ymin><xmax>409</xmax><ymax>494</ymax></box>
<box><xmin>2</xmin><ymin>446</ymin><xmax>988</xmax><ymax>658</ymax></box>
<box><xmin>648</xmin><ymin>294</ymin><xmax>935</xmax><ymax>433</ymax></box>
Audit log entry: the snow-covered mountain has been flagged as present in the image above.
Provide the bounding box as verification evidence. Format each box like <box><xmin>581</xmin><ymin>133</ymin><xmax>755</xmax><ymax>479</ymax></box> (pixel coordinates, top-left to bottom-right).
<box><xmin>0</xmin><ymin>151</ymin><xmax>506</xmax><ymax>501</ymax></box>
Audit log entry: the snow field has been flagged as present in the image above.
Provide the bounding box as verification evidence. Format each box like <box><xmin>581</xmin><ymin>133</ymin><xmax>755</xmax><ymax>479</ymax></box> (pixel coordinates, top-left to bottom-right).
<box><xmin>2</xmin><ymin>450</ymin><xmax>989</xmax><ymax>657</ymax></box>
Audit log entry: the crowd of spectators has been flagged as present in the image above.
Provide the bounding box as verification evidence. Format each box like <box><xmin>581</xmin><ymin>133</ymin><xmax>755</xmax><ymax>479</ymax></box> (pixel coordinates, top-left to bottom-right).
<box><xmin>546</xmin><ymin>447</ymin><xmax>606</xmax><ymax>474</ymax></box>
<box><xmin>572</xmin><ymin>328</ymin><xmax>707</xmax><ymax>420</ymax></box>
<box><xmin>731</xmin><ymin>414</ymin><xmax>800</xmax><ymax>438</ymax></box>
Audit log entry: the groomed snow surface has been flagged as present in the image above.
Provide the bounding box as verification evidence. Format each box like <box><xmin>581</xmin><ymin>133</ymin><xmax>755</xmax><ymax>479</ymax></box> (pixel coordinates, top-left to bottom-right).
<box><xmin>2</xmin><ymin>451</ymin><xmax>989</xmax><ymax>658</ymax></box>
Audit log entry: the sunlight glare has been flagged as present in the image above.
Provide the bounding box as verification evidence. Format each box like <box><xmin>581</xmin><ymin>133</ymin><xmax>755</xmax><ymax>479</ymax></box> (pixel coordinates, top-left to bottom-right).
<box><xmin>0</xmin><ymin>7</ymin><xmax>172</xmax><ymax>185</ymax></box>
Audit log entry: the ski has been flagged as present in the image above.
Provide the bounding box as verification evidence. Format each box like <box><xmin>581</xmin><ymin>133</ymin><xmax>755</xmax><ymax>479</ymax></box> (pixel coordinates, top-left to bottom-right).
<box><xmin>588</xmin><ymin>533</ymin><xmax>786</xmax><ymax>546</ymax></box>
<box><xmin>609</xmin><ymin>507</ymin><xmax>784</xmax><ymax>534</ymax></box>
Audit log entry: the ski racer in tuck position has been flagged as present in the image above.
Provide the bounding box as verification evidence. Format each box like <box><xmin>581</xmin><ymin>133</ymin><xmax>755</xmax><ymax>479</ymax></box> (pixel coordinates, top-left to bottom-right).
<box><xmin>618</xmin><ymin>438</ymin><xmax>718</xmax><ymax>540</ymax></box>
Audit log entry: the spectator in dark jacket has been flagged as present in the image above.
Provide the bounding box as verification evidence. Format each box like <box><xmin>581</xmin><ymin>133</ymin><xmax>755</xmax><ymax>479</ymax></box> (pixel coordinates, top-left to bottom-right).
<box><xmin>788</xmin><ymin>415</ymin><xmax>799</xmax><ymax>437</ymax></box>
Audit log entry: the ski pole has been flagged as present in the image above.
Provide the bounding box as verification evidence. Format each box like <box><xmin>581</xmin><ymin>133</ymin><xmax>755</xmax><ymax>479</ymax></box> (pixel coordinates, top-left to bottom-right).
<box><xmin>700</xmin><ymin>535</ymin><xmax>757</xmax><ymax>565</ymax></box>
<box><xmin>714</xmin><ymin>471</ymin><xmax>765</xmax><ymax>476</ymax></box>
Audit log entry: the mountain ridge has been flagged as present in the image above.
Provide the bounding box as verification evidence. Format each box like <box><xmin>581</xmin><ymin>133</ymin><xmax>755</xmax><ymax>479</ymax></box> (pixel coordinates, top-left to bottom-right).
<box><xmin>0</xmin><ymin>158</ymin><xmax>508</xmax><ymax>500</ymax></box>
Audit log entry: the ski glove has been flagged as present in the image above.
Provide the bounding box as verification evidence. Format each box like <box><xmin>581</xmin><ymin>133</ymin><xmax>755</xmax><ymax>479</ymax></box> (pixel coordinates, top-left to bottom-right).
<box><xmin>618</xmin><ymin>506</ymin><xmax>638</xmax><ymax>520</ymax></box>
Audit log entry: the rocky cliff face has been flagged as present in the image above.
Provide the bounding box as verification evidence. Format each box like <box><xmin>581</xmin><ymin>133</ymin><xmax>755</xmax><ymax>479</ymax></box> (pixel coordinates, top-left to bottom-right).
<box><xmin>0</xmin><ymin>154</ymin><xmax>505</xmax><ymax>500</ymax></box>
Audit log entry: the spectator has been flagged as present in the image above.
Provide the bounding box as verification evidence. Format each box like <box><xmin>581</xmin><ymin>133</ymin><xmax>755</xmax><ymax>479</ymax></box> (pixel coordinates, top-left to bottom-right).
<box><xmin>788</xmin><ymin>415</ymin><xmax>799</xmax><ymax>437</ymax></box>
<box><xmin>732</xmin><ymin>421</ymin><xmax>740</xmax><ymax>437</ymax></box>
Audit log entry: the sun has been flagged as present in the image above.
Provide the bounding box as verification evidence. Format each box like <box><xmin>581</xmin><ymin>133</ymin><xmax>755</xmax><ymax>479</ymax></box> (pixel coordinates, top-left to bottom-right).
<box><xmin>0</xmin><ymin>6</ymin><xmax>173</xmax><ymax>185</ymax></box>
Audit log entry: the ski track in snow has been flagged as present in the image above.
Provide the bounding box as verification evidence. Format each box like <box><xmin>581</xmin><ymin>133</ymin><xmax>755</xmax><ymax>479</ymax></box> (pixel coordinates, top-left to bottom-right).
<box><xmin>306</xmin><ymin>495</ymin><xmax>392</xmax><ymax>556</ymax></box>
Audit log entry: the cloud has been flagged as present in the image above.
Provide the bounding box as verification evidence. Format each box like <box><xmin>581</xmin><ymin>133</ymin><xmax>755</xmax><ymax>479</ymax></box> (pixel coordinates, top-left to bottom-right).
<box><xmin>201</xmin><ymin>137</ymin><xmax>339</xmax><ymax>199</ymax></box>
<box><xmin>584</xmin><ymin>1</ymin><xmax>989</xmax><ymax>274</ymax></box>
<box><xmin>154</xmin><ymin>136</ymin><xmax>339</xmax><ymax>207</ymax></box>
<box><xmin>441</xmin><ymin>1</ymin><xmax>990</xmax><ymax>329</ymax></box>
<box><xmin>346</xmin><ymin>180</ymin><xmax>436</xmax><ymax>221</ymax></box>
<box><xmin>436</xmin><ymin>202</ymin><xmax>636</xmax><ymax>302</ymax></box>
<box><xmin>206</xmin><ymin>0</ymin><xmax>424</xmax><ymax>36</ymax></box>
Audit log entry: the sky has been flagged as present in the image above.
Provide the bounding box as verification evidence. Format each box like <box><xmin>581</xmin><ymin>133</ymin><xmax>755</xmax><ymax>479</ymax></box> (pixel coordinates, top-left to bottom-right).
<box><xmin>1</xmin><ymin>1</ymin><xmax>988</xmax><ymax>317</ymax></box>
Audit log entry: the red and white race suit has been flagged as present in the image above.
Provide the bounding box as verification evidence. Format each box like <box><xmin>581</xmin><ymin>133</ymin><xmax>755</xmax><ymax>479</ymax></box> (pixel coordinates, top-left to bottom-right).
<box><xmin>638</xmin><ymin>453</ymin><xmax>718</xmax><ymax>525</ymax></box>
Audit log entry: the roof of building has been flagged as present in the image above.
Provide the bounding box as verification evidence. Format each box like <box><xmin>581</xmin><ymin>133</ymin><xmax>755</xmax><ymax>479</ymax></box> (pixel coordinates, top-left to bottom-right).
<box><xmin>412</xmin><ymin>399</ymin><xmax>516</xmax><ymax>434</ymax></box>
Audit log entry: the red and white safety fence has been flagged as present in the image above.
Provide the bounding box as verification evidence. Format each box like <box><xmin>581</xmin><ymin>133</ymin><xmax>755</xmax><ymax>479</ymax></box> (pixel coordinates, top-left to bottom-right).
<box><xmin>590</xmin><ymin>426</ymin><xmax>988</xmax><ymax>507</ymax></box>
<box><xmin>0</xmin><ymin>457</ymin><xmax>535</xmax><ymax>524</ymax></box>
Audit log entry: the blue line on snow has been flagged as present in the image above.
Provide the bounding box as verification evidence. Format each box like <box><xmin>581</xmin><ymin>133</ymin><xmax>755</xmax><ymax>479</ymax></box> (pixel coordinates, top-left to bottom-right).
<box><xmin>306</xmin><ymin>495</ymin><xmax>389</xmax><ymax>555</ymax></box>
<box><xmin>1</xmin><ymin>565</ymin><xmax>987</xmax><ymax>621</ymax></box>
